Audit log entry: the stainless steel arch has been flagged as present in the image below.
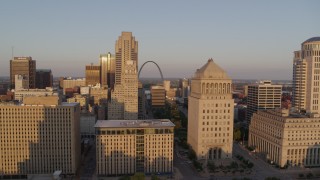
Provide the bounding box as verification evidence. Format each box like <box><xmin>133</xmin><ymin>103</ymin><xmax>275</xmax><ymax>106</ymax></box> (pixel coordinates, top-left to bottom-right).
<box><xmin>138</xmin><ymin>61</ymin><xmax>164</xmax><ymax>80</ymax></box>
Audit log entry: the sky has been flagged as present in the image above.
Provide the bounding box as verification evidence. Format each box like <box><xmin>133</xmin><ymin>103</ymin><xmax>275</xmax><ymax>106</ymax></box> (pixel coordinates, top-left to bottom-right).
<box><xmin>0</xmin><ymin>1</ymin><xmax>319</xmax><ymax>80</ymax></box>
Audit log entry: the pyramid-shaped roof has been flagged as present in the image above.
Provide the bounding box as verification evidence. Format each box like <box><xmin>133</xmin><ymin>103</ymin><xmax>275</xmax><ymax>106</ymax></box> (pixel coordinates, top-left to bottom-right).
<box><xmin>195</xmin><ymin>58</ymin><xmax>230</xmax><ymax>79</ymax></box>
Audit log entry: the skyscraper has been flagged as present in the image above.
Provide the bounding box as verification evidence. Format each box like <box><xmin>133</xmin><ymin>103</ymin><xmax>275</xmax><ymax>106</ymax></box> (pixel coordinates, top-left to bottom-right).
<box><xmin>35</xmin><ymin>69</ymin><xmax>53</xmax><ymax>89</ymax></box>
<box><xmin>293</xmin><ymin>37</ymin><xmax>320</xmax><ymax>113</ymax></box>
<box><xmin>108</xmin><ymin>32</ymin><xmax>138</xmax><ymax>120</ymax></box>
<box><xmin>245</xmin><ymin>80</ymin><xmax>282</xmax><ymax>127</ymax></box>
<box><xmin>85</xmin><ymin>64</ymin><xmax>101</xmax><ymax>86</ymax></box>
<box><xmin>187</xmin><ymin>59</ymin><xmax>234</xmax><ymax>161</ymax></box>
<box><xmin>100</xmin><ymin>52</ymin><xmax>115</xmax><ymax>89</ymax></box>
<box><xmin>10</xmin><ymin>57</ymin><xmax>36</xmax><ymax>89</ymax></box>
<box><xmin>0</xmin><ymin>96</ymin><xmax>80</xmax><ymax>177</ymax></box>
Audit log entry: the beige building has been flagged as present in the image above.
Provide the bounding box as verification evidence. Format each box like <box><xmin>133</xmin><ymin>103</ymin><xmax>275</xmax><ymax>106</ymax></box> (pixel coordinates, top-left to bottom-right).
<box><xmin>100</xmin><ymin>52</ymin><xmax>115</xmax><ymax>88</ymax></box>
<box><xmin>62</xmin><ymin>78</ymin><xmax>86</xmax><ymax>93</ymax></box>
<box><xmin>90</xmin><ymin>85</ymin><xmax>108</xmax><ymax>105</ymax></box>
<box><xmin>293</xmin><ymin>37</ymin><xmax>320</xmax><ymax>113</ymax></box>
<box><xmin>14</xmin><ymin>87</ymin><xmax>59</xmax><ymax>102</ymax></box>
<box><xmin>249</xmin><ymin>109</ymin><xmax>320</xmax><ymax>167</ymax></box>
<box><xmin>67</xmin><ymin>93</ymin><xmax>89</xmax><ymax>110</ymax></box>
<box><xmin>10</xmin><ymin>56</ymin><xmax>36</xmax><ymax>89</ymax></box>
<box><xmin>245</xmin><ymin>80</ymin><xmax>282</xmax><ymax>127</ymax></box>
<box><xmin>95</xmin><ymin>119</ymin><xmax>174</xmax><ymax>176</ymax></box>
<box><xmin>187</xmin><ymin>59</ymin><xmax>234</xmax><ymax>161</ymax></box>
<box><xmin>15</xmin><ymin>74</ymin><xmax>29</xmax><ymax>90</ymax></box>
<box><xmin>163</xmin><ymin>80</ymin><xmax>170</xmax><ymax>92</ymax></box>
<box><xmin>151</xmin><ymin>85</ymin><xmax>166</xmax><ymax>107</ymax></box>
<box><xmin>85</xmin><ymin>64</ymin><xmax>101</xmax><ymax>86</ymax></box>
<box><xmin>108</xmin><ymin>32</ymin><xmax>138</xmax><ymax>120</ymax></box>
<box><xmin>0</xmin><ymin>96</ymin><xmax>80</xmax><ymax>177</ymax></box>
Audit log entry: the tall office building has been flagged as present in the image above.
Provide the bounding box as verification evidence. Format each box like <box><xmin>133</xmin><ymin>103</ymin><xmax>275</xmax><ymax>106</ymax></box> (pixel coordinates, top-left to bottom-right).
<box><xmin>187</xmin><ymin>59</ymin><xmax>234</xmax><ymax>161</ymax></box>
<box><xmin>85</xmin><ymin>64</ymin><xmax>101</xmax><ymax>86</ymax></box>
<box><xmin>138</xmin><ymin>82</ymin><xmax>146</xmax><ymax>119</ymax></box>
<box><xmin>35</xmin><ymin>69</ymin><xmax>53</xmax><ymax>89</ymax></box>
<box><xmin>179</xmin><ymin>78</ymin><xmax>189</xmax><ymax>98</ymax></box>
<box><xmin>108</xmin><ymin>32</ymin><xmax>138</xmax><ymax>120</ymax></box>
<box><xmin>10</xmin><ymin>57</ymin><xmax>36</xmax><ymax>89</ymax></box>
<box><xmin>293</xmin><ymin>37</ymin><xmax>320</xmax><ymax>113</ymax></box>
<box><xmin>245</xmin><ymin>80</ymin><xmax>282</xmax><ymax>127</ymax></box>
<box><xmin>163</xmin><ymin>80</ymin><xmax>171</xmax><ymax>92</ymax></box>
<box><xmin>95</xmin><ymin>119</ymin><xmax>174</xmax><ymax>176</ymax></box>
<box><xmin>100</xmin><ymin>52</ymin><xmax>115</xmax><ymax>88</ymax></box>
<box><xmin>0</xmin><ymin>96</ymin><xmax>80</xmax><ymax>177</ymax></box>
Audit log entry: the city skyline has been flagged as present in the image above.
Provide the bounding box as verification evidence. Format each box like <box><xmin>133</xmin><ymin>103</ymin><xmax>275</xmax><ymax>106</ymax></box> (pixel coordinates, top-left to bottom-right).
<box><xmin>0</xmin><ymin>1</ymin><xmax>319</xmax><ymax>80</ymax></box>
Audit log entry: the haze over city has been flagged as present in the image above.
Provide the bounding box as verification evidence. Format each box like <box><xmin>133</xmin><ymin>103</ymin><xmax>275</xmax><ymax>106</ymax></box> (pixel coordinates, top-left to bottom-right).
<box><xmin>1</xmin><ymin>0</ymin><xmax>319</xmax><ymax>80</ymax></box>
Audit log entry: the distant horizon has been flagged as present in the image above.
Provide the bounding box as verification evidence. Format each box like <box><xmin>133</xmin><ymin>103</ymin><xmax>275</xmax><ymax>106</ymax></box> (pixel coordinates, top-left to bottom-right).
<box><xmin>0</xmin><ymin>76</ymin><xmax>292</xmax><ymax>82</ymax></box>
<box><xmin>1</xmin><ymin>1</ymin><xmax>319</xmax><ymax>80</ymax></box>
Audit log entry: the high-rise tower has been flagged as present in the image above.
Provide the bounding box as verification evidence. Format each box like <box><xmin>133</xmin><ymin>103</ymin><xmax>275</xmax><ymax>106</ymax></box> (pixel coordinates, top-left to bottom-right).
<box><xmin>187</xmin><ymin>59</ymin><xmax>234</xmax><ymax>161</ymax></box>
<box><xmin>293</xmin><ymin>37</ymin><xmax>320</xmax><ymax>113</ymax></box>
<box><xmin>245</xmin><ymin>80</ymin><xmax>282</xmax><ymax>127</ymax></box>
<box><xmin>10</xmin><ymin>57</ymin><xmax>36</xmax><ymax>89</ymax></box>
<box><xmin>108</xmin><ymin>32</ymin><xmax>138</xmax><ymax>120</ymax></box>
<box><xmin>100</xmin><ymin>52</ymin><xmax>115</xmax><ymax>88</ymax></box>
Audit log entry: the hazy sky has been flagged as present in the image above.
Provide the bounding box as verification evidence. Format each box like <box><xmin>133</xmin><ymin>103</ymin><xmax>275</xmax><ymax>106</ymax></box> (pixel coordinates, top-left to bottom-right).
<box><xmin>1</xmin><ymin>1</ymin><xmax>319</xmax><ymax>80</ymax></box>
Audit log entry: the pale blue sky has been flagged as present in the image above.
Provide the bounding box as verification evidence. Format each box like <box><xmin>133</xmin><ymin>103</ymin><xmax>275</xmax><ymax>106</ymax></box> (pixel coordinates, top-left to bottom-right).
<box><xmin>0</xmin><ymin>0</ymin><xmax>319</xmax><ymax>80</ymax></box>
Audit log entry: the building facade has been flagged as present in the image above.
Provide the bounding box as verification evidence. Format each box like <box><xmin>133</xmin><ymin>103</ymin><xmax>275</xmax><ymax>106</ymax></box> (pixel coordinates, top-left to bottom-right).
<box><xmin>249</xmin><ymin>109</ymin><xmax>320</xmax><ymax>167</ymax></box>
<box><xmin>245</xmin><ymin>80</ymin><xmax>282</xmax><ymax>127</ymax></box>
<box><xmin>85</xmin><ymin>64</ymin><xmax>101</xmax><ymax>86</ymax></box>
<box><xmin>151</xmin><ymin>85</ymin><xmax>166</xmax><ymax>107</ymax></box>
<box><xmin>100</xmin><ymin>52</ymin><xmax>115</xmax><ymax>88</ymax></box>
<box><xmin>0</xmin><ymin>96</ymin><xmax>80</xmax><ymax>177</ymax></box>
<box><xmin>293</xmin><ymin>37</ymin><xmax>320</xmax><ymax>113</ymax></box>
<box><xmin>35</xmin><ymin>69</ymin><xmax>53</xmax><ymax>89</ymax></box>
<box><xmin>95</xmin><ymin>119</ymin><xmax>174</xmax><ymax>176</ymax></box>
<box><xmin>15</xmin><ymin>74</ymin><xmax>29</xmax><ymax>90</ymax></box>
<box><xmin>187</xmin><ymin>59</ymin><xmax>234</xmax><ymax>161</ymax></box>
<box><xmin>138</xmin><ymin>82</ymin><xmax>146</xmax><ymax>119</ymax></box>
<box><xmin>14</xmin><ymin>87</ymin><xmax>58</xmax><ymax>102</ymax></box>
<box><xmin>10</xmin><ymin>57</ymin><xmax>36</xmax><ymax>89</ymax></box>
<box><xmin>108</xmin><ymin>32</ymin><xmax>138</xmax><ymax>120</ymax></box>
<box><xmin>62</xmin><ymin>78</ymin><xmax>86</xmax><ymax>94</ymax></box>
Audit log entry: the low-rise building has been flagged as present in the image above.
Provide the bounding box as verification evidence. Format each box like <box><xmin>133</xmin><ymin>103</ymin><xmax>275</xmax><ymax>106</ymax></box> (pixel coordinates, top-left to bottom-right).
<box><xmin>95</xmin><ymin>119</ymin><xmax>174</xmax><ymax>176</ymax></box>
<box><xmin>249</xmin><ymin>109</ymin><xmax>320</xmax><ymax>167</ymax></box>
<box><xmin>14</xmin><ymin>87</ymin><xmax>59</xmax><ymax>102</ymax></box>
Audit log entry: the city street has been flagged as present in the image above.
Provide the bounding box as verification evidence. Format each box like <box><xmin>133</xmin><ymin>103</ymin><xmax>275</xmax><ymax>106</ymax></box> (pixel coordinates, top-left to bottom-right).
<box><xmin>78</xmin><ymin>139</ymin><xmax>96</xmax><ymax>180</ymax></box>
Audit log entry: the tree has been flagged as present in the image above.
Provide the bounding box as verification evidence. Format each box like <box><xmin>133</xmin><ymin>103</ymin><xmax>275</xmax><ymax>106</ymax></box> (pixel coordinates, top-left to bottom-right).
<box><xmin>306</xmin><ymin>173</ymin><xmax>313</xmax><ymax>179</ymax></box>
<box><xmin>188</xmin><ymin>148</ymin><xmax>196</xmax><ymax>160</ymax></box>
<box><xmin>118</xmin><ymin>176</ymin><xmax>130</xmax><ymax>180</ymax></box>
<box><xmin>234</xmin><ymin>128</ymin><xmax>242</xmax><ymax>141</ymax></box>
<box><xmin>131</xmin><ymin>172</ymin><xmax>145</xmax><ymax>180</ymax></box>
<box><xmin>151</xmin><ymin>174</ymin><xmax>160</xmax><ymax>180</ymax></box>
<box><xmin>207</xmin><ymin>161</ymin><xmax>216</xmax><ymax>172</ymax></box>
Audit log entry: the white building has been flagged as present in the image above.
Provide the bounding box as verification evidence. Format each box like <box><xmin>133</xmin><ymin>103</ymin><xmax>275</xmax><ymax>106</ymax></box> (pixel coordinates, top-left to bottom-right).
<box><xmin>293</xmin><ymin>37</ymin><xmax>320</xmax><ymax>113</ymax></box>
<box><xmin>188</xmin><ymin>59</ymin><xmax>234</xmax><ymax>161</ymax></box>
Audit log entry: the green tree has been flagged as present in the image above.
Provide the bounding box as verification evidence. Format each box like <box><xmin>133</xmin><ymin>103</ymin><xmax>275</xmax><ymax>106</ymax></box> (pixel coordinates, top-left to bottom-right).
<box><xmin>151</xmin><ymin>174</ymin><xmax>160</xmax><ymax>180</ymax></box>
<box><xmin>188</xmin><ymin>148</ymin><xmax>196</xmax><ymax>160</ymax></box>
<box><xmin>118</xmin><ymin>176</ymin><xmax>130</xmax><ymax>180</ymax></box>
<box><xmin>234</xmin><ymin>128</ymin><xmax>242</xmax><ymax>141</ymax></box>
<box><xmin>131</xmin><ymin>172</ymin><xmax>145</xmax><ymax>180</ymax></box>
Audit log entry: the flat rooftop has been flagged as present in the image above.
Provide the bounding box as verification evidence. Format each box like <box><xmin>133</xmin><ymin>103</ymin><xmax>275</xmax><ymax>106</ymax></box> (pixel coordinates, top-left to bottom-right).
<box><xmin>95</xmin><ymin>119</ymin><xmax>175</xmax><ymax>128</ymax></box>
